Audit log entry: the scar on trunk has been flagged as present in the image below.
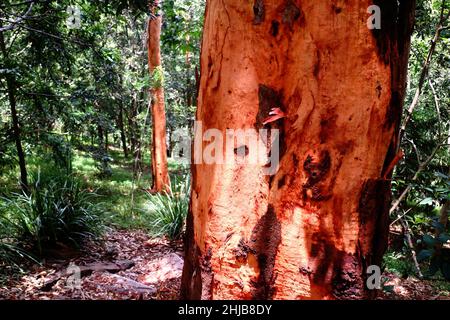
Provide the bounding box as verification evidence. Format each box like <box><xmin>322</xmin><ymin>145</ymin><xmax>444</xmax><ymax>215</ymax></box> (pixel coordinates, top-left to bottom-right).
<box><xmin>307</xmin><ymin>232</ymin><xmax>367</xmax><ymax>299</ymax></box>
<box><xmin>180</xmin><ymin>208</ymin><xmax>203</xmax><ymax>299</ymax></box>
<box><xmin>270</xmin><ymin>20</ymin><xmax>280</xmax><ymax>37</ymax></box>
<box><xmin>253</xmin><ymin>0</ymin><xmax>265</xmax><ymax>25</ymax></box>
<box><xmin>233</xmin><ymin>237</ymin><xmax>255</xmax><ymax>262</ymax></box>
<box><xmin>302</xmin><ymin>150</ymin><xmax>331</xmax><ymax>188</ymax></box>
<box><xmin>358</xmin><ymin>179</ymin><xmax>391</xmax><ymax>265</ymax></box>
<box><xmin>256</xmin><ymin>84</ymin><xmax>284</xmax><ymax>129</ymax></box>
<box><xmin>332</xmin><ymin>4</ymin><xmax>342</xmax><ymax>14</ymax></box>
<box><xmin>302</xmin><ymin>151</ymin><xmax>332</xmax><ymax>201</ymax></box>
<box><xmin>370</xmin><ymin>0</ymin><xmax>397</xmax><ymax>65</ymax></box>
<box><xmin>371</xmin><ymin>0</ymin><xmax>415</xmax><ymax>65</ymax></box>
<box><xmin>384</xmin><ymin>90</ymin><xmax>402</xmax><ymax>129</ymax></box>
<box><xmin>250</xmin><ymin>205</ymin><xmax>281</xmax><ymax>299</ymax></box>
<box><xmin>332</xmin><ymin>253</ymin><xmax>366</xmax><ymax>299</ymax></box>
<box><xmin>281</xmin><ymin>0</ymin><xmax>303</xmax><ymax>29</ymax></box>
<box><xmin>277</xmin><ymin>174</ymin><xmax>287</xmax><ymax>189</ymax></box>
<box><xmin>376</xmin><ymin>83</ymin><xmax>382</xmax><ymax>98</ymax></box>
<box><xmin>200</xmin><ymin>247</ymin><xmax>214</xmax><ymax>299</ymax></box>
<box><xmin>319</xmin><ymin>113</ymin><xmax>338</xmax><ymax>144</ymax></box>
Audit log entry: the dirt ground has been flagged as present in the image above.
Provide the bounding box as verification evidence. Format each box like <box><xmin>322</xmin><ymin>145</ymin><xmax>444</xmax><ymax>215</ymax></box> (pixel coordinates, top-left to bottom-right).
<box><xmin>0</xmin><ymin>229</ymin><xmax>448</xmax><ymax>300</ymax></box>
<box><xmin>0</xmin><ymin>229</ymin><xmax>183</xmax><ymax>300</ymax></box>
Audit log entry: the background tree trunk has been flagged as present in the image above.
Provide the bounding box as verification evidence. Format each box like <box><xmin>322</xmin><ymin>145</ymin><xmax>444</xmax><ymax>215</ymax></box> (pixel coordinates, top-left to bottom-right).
<box><xmin>97</xmin><ymin>125</ymin><xmax>104</xmax><ymax>150</ymax></box>
<box><xmin>181</xmin><ymin>0</ymin><xmax>416</xmax><ymax>300</ymax></box>
<box><xmin>148</xmin><ymin>0</ymin><xmax>169</xmax><ymax>192</ymax></box>
<box><xmin>128</xmin><ymin>93</ymin><xmax>142</xmax><ymax>174</ymax></box>
<box><xmin>0</xmin><ymin>26</ymin><xmax>28</xmax><ymax>192</ymax></box>
<box><xmin>105</xmin><ymin>130</ymin><xmax>109</xmax><ymax>152</ymax></box>
<box><xmin>118</xmin><ymin>104</ymin><xmax>129</xmax><ymax>158</ymax></box>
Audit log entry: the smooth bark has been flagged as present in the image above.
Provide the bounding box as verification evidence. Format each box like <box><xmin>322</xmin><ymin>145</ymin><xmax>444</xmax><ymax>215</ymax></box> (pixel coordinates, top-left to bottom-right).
<box><xmin>182</xmin><ymin>0</ymin><xmax>416</xmax><ymax>300</ymax></box>
<box><xmin>148</xmin><ymin>0</ymin><xmax>169</xmax><ymax>192</ymax></box>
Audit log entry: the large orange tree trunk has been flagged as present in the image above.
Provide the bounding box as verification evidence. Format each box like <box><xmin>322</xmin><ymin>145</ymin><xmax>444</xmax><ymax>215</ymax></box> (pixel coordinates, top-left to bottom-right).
<box><xmin>181</xmin><ymin>0</ymin><xmax>416</xmax><ymax>300</ymax></box>
<box><xmin>148</xmin><ymin>0</ymin><xmax>169</xmax><ymax>192</ymax></box>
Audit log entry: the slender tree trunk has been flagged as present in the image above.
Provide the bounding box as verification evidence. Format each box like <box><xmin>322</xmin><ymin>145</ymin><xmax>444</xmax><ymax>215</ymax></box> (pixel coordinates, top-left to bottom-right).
<box><xmin>0</xmin><ymin>25</ymin><xmax>28</xmax><ymax>192</ymax></box>
<box><xmin>91</xmin><ymin>130</ymin><xmax>94</xmax><ymax>147</ymax></box>
<box><xmin>181</xmin><ymin>0</ymin><xmax>416</xmax><ymax>300</ymax></box>
<box><xmin>148</xmin><ymin>0</ymin><xmax>169</xmax><ymax>192</ymax></box>
<box><xmin>168</xmin><ymin>127</ymin><xmax>174</xmax><ymax>158</ymax></box>
<box><xmin>118</xmin><ymin>105</ymin><xmax>129</xmax><ymax>158</ymax></box>
<box><xmin>97</xmin><ymin>125</ymin><xmax>104</xmax><ymax>150</ymax></box>
<box><xmin>128</xmin><ymin>94</ymin><xmax>141</xmax><ymax>173</ymax></box>
<box><xmin>185</xmin><ymin>33</ymin><xmax>192</xmax><ymax>108</ymax></box>
<box><xmin>128</xmin><ymin>97</ymin><xmax>136</xmax><ymax>158</ymax></box>
<box><xmin>105</xmin><ymin>130</ymin><xmax>109</xmax><ymax>152</ymax></box>
<box><xmin>33</xmin><ymin>96</ymin><xmax>45</xmax><ymax>144</ymax></box>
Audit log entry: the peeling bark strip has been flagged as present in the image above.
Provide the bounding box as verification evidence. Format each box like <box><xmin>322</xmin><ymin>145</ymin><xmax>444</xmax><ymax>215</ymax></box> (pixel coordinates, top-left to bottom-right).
<box><xmin>182</xmin><ymin>0</ymin><xmax>415</xmax><ymax>300</ymax></box>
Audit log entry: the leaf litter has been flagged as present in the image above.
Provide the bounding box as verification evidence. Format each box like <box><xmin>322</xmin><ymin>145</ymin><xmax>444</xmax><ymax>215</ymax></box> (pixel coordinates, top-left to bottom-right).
<box><xmin>1</xmin><ymin>228</ymin><xmax>449</xmax><ymax>300</ymax></box>
<box><xmin>0</xmin><ymin>229</ymin><xmax>183</xmax><ymax>300</ymax></box>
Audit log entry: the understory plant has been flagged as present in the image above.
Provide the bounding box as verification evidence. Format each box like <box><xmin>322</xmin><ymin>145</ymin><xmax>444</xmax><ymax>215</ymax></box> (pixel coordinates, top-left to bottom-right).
<box><xmin>145</xmin><ymin>174</ymin><xmax>190</xmax><ymax>240</ymax></box>
<box><xmin>0</xmin><ymin>171</ymin><xmax>104</xmax><ymax>255</ymax></box>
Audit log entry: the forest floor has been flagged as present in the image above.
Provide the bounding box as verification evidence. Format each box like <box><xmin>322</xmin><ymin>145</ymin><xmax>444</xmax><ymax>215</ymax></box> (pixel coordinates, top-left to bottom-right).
<box><xmin>1</xmin><ymin>227</ymin><xmax>449</xmax><ymax>300</ymax></box>
<box><xmin>0</xmin><ymin>229</ymin><xmax>183</xmax><ymax>300</ymax></box>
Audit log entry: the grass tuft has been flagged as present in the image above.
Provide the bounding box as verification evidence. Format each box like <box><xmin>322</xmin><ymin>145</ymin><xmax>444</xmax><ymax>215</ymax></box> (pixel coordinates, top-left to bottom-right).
<box><xmin>144</xmin><ymin>174</ymin><xmax>190</xmax><ymax>240</ymax></box>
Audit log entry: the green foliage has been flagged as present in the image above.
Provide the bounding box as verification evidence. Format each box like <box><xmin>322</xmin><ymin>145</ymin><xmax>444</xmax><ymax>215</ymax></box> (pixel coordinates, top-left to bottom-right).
<box><xmin>145</xmin><ymin>174</ymin><xmax>190</xmax><ymax>240</ymax></box>
<box><xmin>388</xmin><ymin>0</ymin><xmax>450</xmax><ymax>282</ymax></box>
<box><xmin>151</xmin><ymin>66</ymin><xmax>165</xmax><ymax>89</ymax></box>
<box><xmin>0</xmin><ymin>172</ymin><xmax>104</xmax><ymax>254</ymax></box>
<box><xmin>384</xmin><ymin>251</ymin><xmax>416</xmax><ymax>278</ymax></box>
<box><xmin>72</xmin><ymin>149</ymin><xmax>153</xmax><ymax>230</ymax></box>
<box><xmin>162</xmin><ymin>0</ymin><xmax>205</xmax><ymax>137</ymax></box>
<box><xmin>0</xmin><ymin>203</ymin><xmax>38</xmax><ymax>269</ymax></box>
<box><xmin>92</xmin><ymin>149</ymin><xmax>114</xmax><ymax>178</ymax></box>
<box><xmin>37</xmin><ymin>133</ymin><xmax>74</xmax><ymax>173</ymax></box>
<box><xmin>417</xmin><ymin>217</ymin><xmax>450</xmax><ymax>279</ymax></box>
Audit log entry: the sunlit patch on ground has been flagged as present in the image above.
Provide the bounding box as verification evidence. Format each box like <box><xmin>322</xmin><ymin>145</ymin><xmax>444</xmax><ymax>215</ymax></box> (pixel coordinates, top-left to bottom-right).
<box><xmin>0</xmin><ymin>230</ymin><xmax>183</xmax><ymax>300</ymax></box>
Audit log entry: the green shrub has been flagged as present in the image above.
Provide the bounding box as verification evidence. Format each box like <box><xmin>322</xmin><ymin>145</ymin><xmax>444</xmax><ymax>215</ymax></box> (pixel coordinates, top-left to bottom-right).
<box><xmin>92</xmin><ymin>149</ymin><xmax>113</xmax><ymax>178</ymax></box>
<box><xmin>43</xmin><ymin>133</ymin><xmax>72</xmax><ymax>169</ymax></box>
<box><xmin>0</xmin><ymin>242</ymin><xmax>38</xmax><ymax>271</ymax></box>
<box><xmin>145</xmin><ymin>174</ymin><xmax>190</xmax><ymax>240</ymax></box>
<box><xmin>0</xmin><ymin>199</ymin><xmax>38</xmax><ymax>269</ymax></box>
<box><xmin>383</xmin><ymin>251</ymin><xmax>415</xmax><ymax>278</ymax></box>
<box><xmin>0</xmin><ymin>172</ymin><xmax>104</xmax><ymax>255</ymax></box>
<box><xmin>417</xmin><ymin>218</ymin><xmax>450</xmax><ymax>280</ymax></box>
